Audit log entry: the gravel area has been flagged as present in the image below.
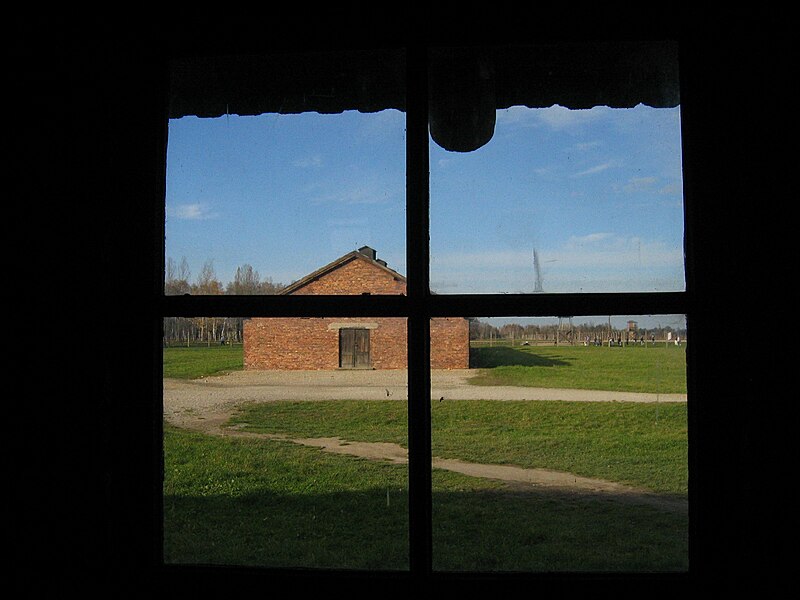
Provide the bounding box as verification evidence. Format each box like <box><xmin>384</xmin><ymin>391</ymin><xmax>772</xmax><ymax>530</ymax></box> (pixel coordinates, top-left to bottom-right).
<box><xmin>163</xmin><ymin>368</ymin><xmax>686</xmax><ymax>427</ymax></box>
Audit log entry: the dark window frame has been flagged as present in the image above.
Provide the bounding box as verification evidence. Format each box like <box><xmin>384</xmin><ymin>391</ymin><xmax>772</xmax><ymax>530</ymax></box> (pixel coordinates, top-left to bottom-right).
<box><xmin>155</xmin><ymin>42</ymin><xmax>696</xmax><ymax>583</ymax></box>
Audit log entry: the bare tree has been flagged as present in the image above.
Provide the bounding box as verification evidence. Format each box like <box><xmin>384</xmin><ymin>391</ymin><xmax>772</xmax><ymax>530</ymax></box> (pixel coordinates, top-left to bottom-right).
<box><xmin>165</xmin><ymin>256</ymin><xmax>192</xmax><ymax>295</ymax></box>
<box><xmin>193</xmin><ymin>259</ymin><xmax>223</xmax><ymax>295</ymax></box>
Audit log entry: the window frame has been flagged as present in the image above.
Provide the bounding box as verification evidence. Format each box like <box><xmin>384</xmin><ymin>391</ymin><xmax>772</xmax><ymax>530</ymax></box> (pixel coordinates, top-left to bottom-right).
<box><xmin>157</xmin><ymin>42</ymin><xmax>694</xmax><ymax>581</ymax></box>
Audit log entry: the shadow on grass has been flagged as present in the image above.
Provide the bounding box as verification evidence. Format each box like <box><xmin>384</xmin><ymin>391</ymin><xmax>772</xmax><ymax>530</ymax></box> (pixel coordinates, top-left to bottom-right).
<box><xmin>163</xmin><ymin>487</ymin><xmax>688</xmax><ymax>572</ymax></box>
<box><xmin>163</xmin><ymin>488</ymin><xmax>410</xmax><ymax>571</ymax></box>
<box><xmin>470</xmin><ymin>346</ymin><xmax>570</xmax><ymax>369</ymax></box>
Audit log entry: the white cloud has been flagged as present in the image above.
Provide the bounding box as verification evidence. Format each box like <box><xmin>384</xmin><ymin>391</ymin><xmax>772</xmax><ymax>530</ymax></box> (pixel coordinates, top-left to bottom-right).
<box><xmin>535</xmin><ymin>105</ymin><xmax>605</xmax><ymax>130</ymax></box>
<box><xmin>495</xmin><ymin>105</ymin><xmax>539</xmax><ymax>127</ymax></box>
<box><xmin>567</xmin><ymin>232</ymin><xmax>615</xmax><ymax>245</ymax></box>
<box><xmin>496</xmin><ymin>105</ymin><xmax>606</xmax><ymax>132</ymax></box>
<box><xmin>573</xmin><ymin>162</ymin><xmax>615</xmax><ymax>177</ymax></box>
<box><xmin>623</xmin><ymin>176</ymin><xmax>658</xmax><ymax>192</ymax></box>
<box><xmin>659</xmin><ymin>182</ymin><xmax>682</xmax><ymax>195</ymax></box>
<box><xmin>168</xmin><ymin>203</ymin><xmax>217</xmax><ymax>220</ymax></box>
<box><xmin>430</xmin><ymin>234</ymin><xmax>685</xmax><ymax>293</ymax></box>
<box><xmin>437</xmin><ymin>157</ymin><xmax>454</xmax><ymax>169</ymax></box>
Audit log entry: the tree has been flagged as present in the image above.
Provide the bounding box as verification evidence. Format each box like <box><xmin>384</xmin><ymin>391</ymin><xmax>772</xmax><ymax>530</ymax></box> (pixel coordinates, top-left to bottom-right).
<box><xmin>226</xmin><ymin>264</ymin><xmax>261</xmax><ymax>295</ymax></box>
<box><xmin>193</xmin><ymin>259</ymin><xmax>223</xmax><ymax>295</ymax></box>
<box><xmin>165</xmin><ymin>256</ymin><xmax>192</xmax><ymax>295</ymax></box>
<box><xmin>258</xmin><ymin>277</ymin><xmax>285</xmax><ymax>295</ymax></box>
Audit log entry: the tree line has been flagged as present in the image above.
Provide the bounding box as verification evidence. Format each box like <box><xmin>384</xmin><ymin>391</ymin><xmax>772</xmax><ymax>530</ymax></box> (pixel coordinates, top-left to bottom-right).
<box><xmin>163</xmin><ymin>258</ymin><xmax>285</xmax><ymax>346</ymax></box>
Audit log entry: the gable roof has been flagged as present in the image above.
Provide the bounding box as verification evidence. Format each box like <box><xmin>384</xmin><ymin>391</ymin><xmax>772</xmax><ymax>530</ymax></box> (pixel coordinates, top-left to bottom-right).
<box><xmin>280</xmin><ymin>246</ymin><xmax>406</xmax><ymax>295</ymax></box>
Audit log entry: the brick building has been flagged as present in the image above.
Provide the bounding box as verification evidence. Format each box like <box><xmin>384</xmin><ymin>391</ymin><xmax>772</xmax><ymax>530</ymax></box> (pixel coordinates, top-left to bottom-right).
<box><xmin>243</xmin><ymin>247</ymin><xmax>469</xmax><ymax>370</ymax></box>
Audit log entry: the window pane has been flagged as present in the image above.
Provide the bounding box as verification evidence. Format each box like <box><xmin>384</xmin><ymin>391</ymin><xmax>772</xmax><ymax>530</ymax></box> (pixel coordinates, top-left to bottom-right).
<box><xmin>430</xmin><ymin>105</ymin><xmax>685</xmax><ymax>294</ymax></box>
<box><xmin>431</xmin><ymin>315</ymin><xmax>689</xmax><ymax>572</ymax></box>
<box><xmin>163</xmin><ymin>317</ymin><xmax>409</xmax><ymax>569</ymax></box>
<box><xmin>165</xmin><ymin>110</ymin><xmax>406</xmax><ymax>295</ymax></box>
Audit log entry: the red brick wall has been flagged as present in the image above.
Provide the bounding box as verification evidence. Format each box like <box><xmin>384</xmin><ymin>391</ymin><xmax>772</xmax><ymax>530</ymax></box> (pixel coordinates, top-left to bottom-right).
<box><xmin>291</xmin><ymin>257</ymin><xmax>406</xmax><ymax>295</ymax></box>
<box><xmin>244</xmin><ymin>317</ymin><xmax>408</xmax><ymax>370</ymax></box>
<box><xmin>430</xmin><ymin>317</ymin><xmax>470</xmax><ymax>369</ymax></box>
<box><xmin>244</xmin><ymin>316</ymin><xmax>468</xmax><ymax>370</ymax></box>
<box><xmin>243</xmin><ymin>255</ymin><xmax>469</xmax><ymax>370</ymax></box>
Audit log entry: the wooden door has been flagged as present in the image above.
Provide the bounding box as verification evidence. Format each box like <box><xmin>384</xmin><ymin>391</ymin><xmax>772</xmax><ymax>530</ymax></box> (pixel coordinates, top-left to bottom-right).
<box><xmin>339</xmin><ymin>328</ymin><xmax>370</xmax><ymax>368</ymax></box>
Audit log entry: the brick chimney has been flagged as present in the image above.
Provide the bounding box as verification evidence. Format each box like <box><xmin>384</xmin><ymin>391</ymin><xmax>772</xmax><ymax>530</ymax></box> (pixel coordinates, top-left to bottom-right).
<box><xmin>358</xmin><ymin>246</ymin><xmax>377</xmax><ymax>260</ymax></box>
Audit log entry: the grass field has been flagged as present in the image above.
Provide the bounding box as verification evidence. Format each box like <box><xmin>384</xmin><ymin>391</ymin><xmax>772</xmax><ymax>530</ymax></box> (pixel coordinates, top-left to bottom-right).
<box><xmin>469</xmin><ymin>343</ymin><xmax>687</xmax><ymax>393</ymax></box>
<box><xmin>164</xmin><ymin>425</ymin><xmax>688</xmax><ymax>571</ymax></box>
<box><xmin>162</xmin><ymin>342</ymin><xmax>689</xmax><ymax>571</ymax></box>
<box><xmin>162</xmin><ymin>344</ymin><xmax>243</xmax><ymax>379</ymax></box>
<box><xmin>229</xmin><ymin>399</ymin><xmax>687</xmax><ymax>494</ymax></box>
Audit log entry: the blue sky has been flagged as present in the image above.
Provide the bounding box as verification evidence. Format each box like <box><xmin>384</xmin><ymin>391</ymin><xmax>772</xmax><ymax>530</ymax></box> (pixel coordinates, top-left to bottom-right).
<box><xmin>166</xmin><ymin>103</ymin><xmax>685</xmax><ymax>308</ymax></box>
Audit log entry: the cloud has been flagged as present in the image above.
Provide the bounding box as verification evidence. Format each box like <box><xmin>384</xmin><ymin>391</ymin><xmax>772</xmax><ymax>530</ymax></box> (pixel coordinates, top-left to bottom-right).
<box><xmin>496</xmin><ymin>105</ymin><xmax>539</xmax><ymax>127</ymax></box>
<box><xmin>496</xmin><ymin>105</ymin><xmax>606</xmax><ymax>132</ymax></box>
<box><xmin>558</xmin><ymin>234</ymin><xmax>682</xmax><ymax>269</ymax></box>
<box><xmin>430</xmin><ymin>234</ymin><xmax>685</xmax><ymax>293</ymax></box>
<box><xmin>308</xmin><ymin>170</ymin><xmax>402</xmax><ymax>206</ymax></box>
<box><xmin>535</xmin><ymin>105</ymin><xmax>605</xmax><ymax>130</ymax></box>
<box><xmin>168</xmin><ymin>203</ymin><xmax>218</xmax><ymax>220</ymax></box>
<box><xmin>572</xmin><ymin>162</ymin><xmax>615</xmax><ymax>177</ymax></box>
<box><xmin>437</xmin><ymin>157</ymin><xmax>454</xmax><ymax>169</ymax></box>
<box><xmin>659</xmin><ymin>182</ymin><xmax>682</xmax><ymax>195</ymax></box>
<box><xmin>291</xmin><ymin>155</ymin><xmax>323</xmax><ymax>168</ymax></box>
<box><xmin>567</xmin><ymin>232</ymin><xmax>615</xmax><ymax>245</ymax></box>
<box><xmin>623</xmin><ymin>176</ymin><xmax>658</xmax><ymax>192</ymax></box>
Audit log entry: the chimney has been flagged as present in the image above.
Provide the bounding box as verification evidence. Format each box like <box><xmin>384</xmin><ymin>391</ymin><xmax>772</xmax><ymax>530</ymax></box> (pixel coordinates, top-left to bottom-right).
<box><xmin>358</xmin><ymin>246</ymin><xmax>377</xmax><ymax>260</ymax></box>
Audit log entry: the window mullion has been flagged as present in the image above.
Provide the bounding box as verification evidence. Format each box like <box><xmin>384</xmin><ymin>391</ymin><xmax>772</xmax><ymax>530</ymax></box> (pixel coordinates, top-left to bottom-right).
<box><xmin>406</xmin><ymin>42</ymin><xmax>433</xmax><ymax>576</ymax></box>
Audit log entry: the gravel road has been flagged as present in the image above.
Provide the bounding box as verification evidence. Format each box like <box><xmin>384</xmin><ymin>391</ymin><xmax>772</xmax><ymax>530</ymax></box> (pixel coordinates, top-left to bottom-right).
<box><xmin>163</xmin><ymin>368</ymin><xmax>686</xmax><ymax>427</ymax></box>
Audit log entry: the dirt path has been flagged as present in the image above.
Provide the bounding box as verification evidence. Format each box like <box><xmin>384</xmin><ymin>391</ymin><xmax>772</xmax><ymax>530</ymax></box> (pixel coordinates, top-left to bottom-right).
<box><xmin>163</xmin><ymin>370</ymin><xmax>688</xmax><ymax>513</ymax></box>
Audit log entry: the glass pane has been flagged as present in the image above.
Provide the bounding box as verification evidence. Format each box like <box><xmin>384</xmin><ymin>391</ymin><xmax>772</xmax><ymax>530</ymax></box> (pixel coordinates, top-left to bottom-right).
<box><xmin>165</xmin><ymin>109</ymin><xmax>406</xmax><ymax>295</ymax></box>
<box><xmin>163</xmin><ymin>316</ymin><xmax>409</xmax><ymax>569</ymax></box>
<box><xmin>431</xmin><ymin>315</ymin><xmax>688</xmax><ymax>572</ymax></box>
<box><xmin>430</xmin><ymin>104</ymin><xmax>685</xmax><ymax>293</ymax></box>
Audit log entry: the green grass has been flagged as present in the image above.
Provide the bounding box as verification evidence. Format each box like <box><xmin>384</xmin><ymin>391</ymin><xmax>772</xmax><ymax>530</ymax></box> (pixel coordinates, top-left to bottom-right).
<box><xmin>164</xmin><ymin>424</ymin><xmax>688</xmax><ymax>571</ymax></box>
<box><xmin>163</xmin><ymin>345</ymin><xmax>244</xmax><ymax>379</ymax></box>
<box><xmin>231</xmin><ymin>399</ymin><xmax>687</xmax><ymax>495</ymax></box>
<box><xmin>164</xmin><ymin>425</ymin><xmax>410</xmax><ymax>569</ymax></box>
<box><xmin>163</xmin><ymin>342</ymin><xmax>689</xmax><ymax>570</ymax></box>
<box><xmin>470</xmin><ymin>344</ymin><xmax>687</xmax><ymax>393</ymax></box>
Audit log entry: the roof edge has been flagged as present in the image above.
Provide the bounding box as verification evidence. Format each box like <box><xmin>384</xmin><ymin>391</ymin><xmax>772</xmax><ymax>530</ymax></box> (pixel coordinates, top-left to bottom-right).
<box><xmin>280</xmin><ymin>249</ymin><xmax>406</xmax><ymax>295</ymax></box>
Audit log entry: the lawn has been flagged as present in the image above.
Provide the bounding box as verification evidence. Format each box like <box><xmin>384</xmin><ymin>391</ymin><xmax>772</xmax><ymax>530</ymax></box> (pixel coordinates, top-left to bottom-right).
<box><xmin>469</xmin><ymin>343</ymin><xmax>687</xmax><ymax>393</ymax></box>
<box><xmin>163</xmin><ymin>344</ymin><xmax>244</xmax><ymax>379</ymax></box>
<box><xmin>163</xmin><ymin>341</ymin><xmax>689</xmax><ymax>571</ymax></box>
<box><xmin>164</xmin><ymin>425</ymin><xmax>688</xmax><ymax>572</ymax></box>
<box><xmin>230</xmin><ymin>399</ymin><xmax>688</xmax><ymax>495</ymax></box>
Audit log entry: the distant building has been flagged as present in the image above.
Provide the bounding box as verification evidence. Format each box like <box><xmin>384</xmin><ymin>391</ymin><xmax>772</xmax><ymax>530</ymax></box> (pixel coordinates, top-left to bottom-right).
<box><xmin>243</xmin><ymin>246</ymin><xmax>469</xmax><ymax>370</ymax></box>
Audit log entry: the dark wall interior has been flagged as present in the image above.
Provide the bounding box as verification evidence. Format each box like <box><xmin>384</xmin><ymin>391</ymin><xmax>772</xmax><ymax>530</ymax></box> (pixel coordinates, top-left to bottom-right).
<box><xmin>17</xmin><ymin>7</ymin><xmax>789</xmax><ymax>594</ymax></box>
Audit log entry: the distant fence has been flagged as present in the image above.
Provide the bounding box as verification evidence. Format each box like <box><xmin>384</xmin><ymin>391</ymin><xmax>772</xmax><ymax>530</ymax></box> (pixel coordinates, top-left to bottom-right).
<box><xmin>470</xmin><ymin>338</ymin><xmax>686</xmax><ymax>348</ymax></box>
